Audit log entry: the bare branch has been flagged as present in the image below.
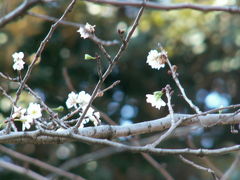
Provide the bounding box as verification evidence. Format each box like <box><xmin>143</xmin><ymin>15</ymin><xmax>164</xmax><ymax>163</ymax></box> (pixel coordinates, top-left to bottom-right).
<box><xmin>0</xmin><ymin>130</ymin><xmax>240</xmax><ymax>156</ymax></box>
<box><xmin>221</xmin><ymin>153</ymin><xmax>240</xmax><ymax>180</ymax></box>
<box><xmin>27</xmin><ymin>12</ymin><xmax>119</xmax><ymax>46</ymax></box>
<box><xmin>14</xmin><ymin>0</ymin><xmax>77</xmax><ymax>105</ymax></box>
<box><xmin>187</xmin><ymin>136</ymin><xmax>224</xmax><ymax>178</ymax></box>
<box><xmin>1</xmin><ymin>111</ymin><xmax>240</xmax><ymax>144</ymax></box>
<box><xmin>0</xmin><ymin>0</ymin><xmax>43</xmax><ymax>28</ymax></box>
<box><xmin>166</xmin><ymin>57</ymin><xmax>201</xmax><ymax>114</ymax></box>
<box><xmin>73</xmin><ymin>4</ymin><xmax>145</xmax><ymax>130</ymax></box>
<box><xmin>0</xmin><ymin>86</ymin><xmax>14</xmax><ymax>103</ymax></box>
<box><xmin>97</xmin><ymin>80</ymin><xmax>121</xmax><ymax>97</ymax></box>
<box><xmin>0</xmin><ymin>159</ymin><xmax>48</xmax><ymax>180</ymax></box>
<box><xmin>62</xmin><ymin>68</ymin><xmax>76</xmax><ymax>92</ymax></box>
<box><xmin>0</xmin><ymin>145</ymin><xmax>85</xmax><ymax>180</ymax></box>
<box><xmin>87</xmin><ymin>0</ymin><xmax>240</xmax><ymax>13</ymax></box>
<box><xmin>179</xmin><ymin>155</ymin><xmax>218</xmax><ymax>180</ymax></box>
<box><xmin>141</xmin><ymin>153</ymin><xmax>174</xmax><ymax>180</ymax></box>
<box><xmin>148</xmin><ymin>85</ymin><xmax>183</xmax><ymax>148</ymax></box>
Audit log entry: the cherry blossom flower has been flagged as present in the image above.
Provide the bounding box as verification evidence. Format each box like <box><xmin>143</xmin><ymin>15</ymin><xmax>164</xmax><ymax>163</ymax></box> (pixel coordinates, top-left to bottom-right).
<box><xmin>12</xmin><ymin>106</ymin><xmax>26</xmax><ymax>119</ymax></box>
<box><xmin>27</xmin><ymin>103</ymin><xmax>42</xmax><ymax>119</ymax></box>
<box><xmin>77</xmin><ymin>23</ymin><xmax>95</xmax><ymax>39</ymax></box>
<box><xmin>146</xmin><ymin>91</ymin><xmax>166</xmax><ymax>110</ymax></box>
<box><xmin>85</xmin><ymin>107</ymin><xmax>100</xmax><ymax>126</ymax></box>
<box><xmin>66</xmin><ymin>92</ymin><xmax>79</xmax><ymax>109</ymax></box>
<box><xmin>77</xmin><ymin>91</ymin><xmax>91</xmax><ymax>107</ymax></box>
<box><xmin>79</xmin><ymin>107</ymin><xmax>101</xmax><ymax>128</ymax></box>
<box><xmin>85</xmin><ymin>23</ymin><xmax>95</xmax><ymax>33</ymax></box>
<box><xmin>12</xmin><ymin>52</ymin><xmax>25</xmax><ymax>71</ymax></box>
<box><xmin>21</xmin><ymin>115</ymin><xmax>33</xmax><ymax>131</ymax></box>
<box><xmin>13</xmin><ymin>59</ymin><xmax>25</xmax><ymax>71</ymax></box>
<box><xmin>146</xmin><ymin>49</ymin><xmax>167</xmax><ymax>70</ymax></box>
<box><xmin>12</xmin><ymin>52</ymin><xmax>24</xmax><ymax>62</ymax></box>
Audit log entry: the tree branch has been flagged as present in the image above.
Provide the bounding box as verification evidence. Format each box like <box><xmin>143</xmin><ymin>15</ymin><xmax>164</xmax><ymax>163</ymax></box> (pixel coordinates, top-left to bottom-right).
<box><xmin>27</xmin><ymin>12</ymin><xmax>119</xmax><ymax>46</ymax></box>
<box><xmin>0</xmin><ymin>112</ymin><xmax>240</xmax><ymax>144</ymax></box>
<box><xmin>221</xmin><ymin>153</ymin><xmax>240</xmax><ymax>180</ymax></box>
<box><xmin>87</xmin><ymin>0</ymin><xmax>240</xmax><ymax>13</ymax></box>
<box><xmin>0</xmin><ymin>159</ymin><xmax>47</xmax><ymax>180</ymax></box>
<box><xmin>73</xmin><ymin>4</ymin><xmax>145</xmax><ymax>130</ymax></box>
<box><xmin>179</xmin><ymin>155</ymin><xmax>218</xmax><ymax>180</ymax></box>
<box><xmin>14</xmin><ymin>0</ymin><xmax>76</xmax><ymax>105</ymax></box>
<box><xmin>0</xmin><ymin>145</ymin><xmax>85</xmax><ymax>180</ymax></box>
<box><xmin>0</xmin><ymin>0</ymin><xmax>43</xmax><ymax>28</ymax></box>
<box><xmin>10</xmin><ymin>130</ymin><xmax>240</xmax><ymax>156</ymax></box>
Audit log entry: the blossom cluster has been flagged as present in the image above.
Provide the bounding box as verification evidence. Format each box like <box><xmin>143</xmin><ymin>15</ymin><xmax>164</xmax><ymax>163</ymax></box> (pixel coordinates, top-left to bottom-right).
<box><xmin>12</xmin><ymin>103</ymin><xmax>42</xmax><ymax>131</ymax></box>
<box><xmin>66</xmin><ymin>91</ymin><xmax>101</xmax><ymax>128</ymax></box>
<box><xmin>12</xmin><ymin>52</ymin><xmax>25</xmax><ymax>71</ymax></box>
<box><xmin>146</xmin><ymin>49</ymin><xmax>168</xmax><ymax>110</ymax></box>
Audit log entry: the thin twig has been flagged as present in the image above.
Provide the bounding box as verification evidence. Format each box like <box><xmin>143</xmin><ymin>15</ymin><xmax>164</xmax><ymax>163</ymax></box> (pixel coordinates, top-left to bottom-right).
<box><xmin>97</xmin><ymin>43</ymin><xmax>112</xmax><ymax>62</ymax></box>
<box><xmin>97</xmin><ymin>107</ymin><xmax>174</xmax><ymax>179</ymax></box>
<box><xmin>141</xmin><ymin>153</ymin><xmax>174</xmax><ymax>180</ymax></box>
<box><xmin>25</xmin><ymin>85</ymin><xmax>68</xmax><ymax>130</ymax></box>
<box><xmin>62</xmin><ymin>68</ymin><xmax>75</xmax><ymax>92</ymax></box>
<box><xmin>0</xmin><ymin>159</ymin><xmax>48</xmax><ymax>180</ymax></box>
<box><xmin>0</xmin><ymin>0</ymin><xmax>43</xmax><ymax>28</ymax></box>
<box><xmin>96</xmin><ymin>80</ymin><xmax>121</xmax><ymax>97</ymax></box>
<box><xmin>14</xmin><ymin>0</ymin><xmax>77</xmax><ymax>105</ymax></box>
<box><xmin>24</xmin><ymin>85</ymin><xmax>57</xmax><ymax>118</ymax></box>
<box><xmin>221</xmin><ymin>153</ymin><xmax>240</xmax><ymax>180</ymax></box>
<box><xmin>27</xmin><ymin>12</ymin><xmax>119</xmax><ymax>46</ymax></box>
<box><xmin>166</xmin><ymin>57</ymin><xmax>201</xmax><ymax>114</ymax></box>
<box><xmin>73</xmin><ymin>4</ymin><xmax>145</xmax><ymax>130</ymax></box>
<box><xmin>0</xmin><ymin>145</ymin><xmax>85</xmax><ymax>180</ymax></box>
<box><xmin>149</xmin><ymin>85</ymin><xmax>183</xmax><ymax>148</ymax></box>
<box><xmin>87</xmin><ymin>0</ymin><xmax>240</xmax><ymax>13</ymax></box>
<box><xmin>187</xmin><ymin>136</ymin><xmax>223</xmax><ymax>177</ymax></box>
<box><xmin>179</xmin><ymin>155</ymin><xmax>218</xmax><ymax>180</ymax></box>
<box><xmin>48</xmin><ymin>147</ymin><xmax>122</xmax><ymax>179</ymax></box>
<box><xmin>0</xmin><ymin>86</ymin><xmax>14</xmax><ymax>103</ymax></box>
<box><xmin>1</xmin><ymin>129</ymin><xmax>240</xmax><ymax>156</ymax></box>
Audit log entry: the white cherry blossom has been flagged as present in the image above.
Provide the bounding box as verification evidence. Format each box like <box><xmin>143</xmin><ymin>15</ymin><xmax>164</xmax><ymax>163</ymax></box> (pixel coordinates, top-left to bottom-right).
<box><xmin>13</xmin><ymin>59</ymin><xmax>25</xmax><ymax>71</ymax></box>
<box><xmin>12</xmin><ymin>106</ymin><xmax>26</xmax><ymax>119</ymax></box>
<box><xmin>79</xmin><ymin>107</ymin><xmax>101</xmax><ymax>128</ymax></box>
<box><xmin>146</xmin><ymin>91</ymin><xmax>166</xmax><ymax>110</ymax></box>
<box><xmin>66</xmin><ymin>92</ymin><xmax>79</xmax><ymax>109</ymax></box>
<box><xmin>21</xmin><ymin>115</ymin><xmax>33</xmax><ymax>131</ymax></box>
<box><xmin>27</xmin><ymin>103</ymin><xmax>42</xmax><ymax>119</ymax></box>
<box><xmin>77</xmin><ymin>91</ymin><xmax>91</xmax><ymax>107</ymax></box>
<box><xmin>77</xmin><ymin>23</ymin><xmax>95</xmax><ymax>39</ymax></box>
<box><xmin>146</xmin><ymin>50</ymin><xmax>166</xmax><ymax>70</ymax></box>
<box><xmin>12</xmin><ymin>52</ymin><xmax>25</xmax><ymax>71</ymax></box>
<box><xmin>12</xmin><ymin>52</ymin><xmax>24</xmax><ymax>62</ymax></box>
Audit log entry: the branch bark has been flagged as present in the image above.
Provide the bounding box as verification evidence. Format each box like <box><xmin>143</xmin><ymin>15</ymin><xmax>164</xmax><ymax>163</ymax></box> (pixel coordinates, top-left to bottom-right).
<box><xmin>87</xmin><ymin>0</ymin><xmax>240</xmax><ymax>13</ymax></box>
<box><xmin>0</xmin><ymin>112</ymin><xmax>239</xmax><ymax>144</ymax></box>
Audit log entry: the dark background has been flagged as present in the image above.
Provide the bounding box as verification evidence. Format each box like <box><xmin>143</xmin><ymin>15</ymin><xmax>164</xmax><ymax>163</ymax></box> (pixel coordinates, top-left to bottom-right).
<box><xmin>0</xmin><ymin>0</ymin><xmax>240</xmax><ymax>179</ymax></box>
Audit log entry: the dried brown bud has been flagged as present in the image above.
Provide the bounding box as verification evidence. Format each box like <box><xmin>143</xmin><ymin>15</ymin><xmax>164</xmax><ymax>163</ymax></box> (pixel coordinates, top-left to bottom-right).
<box><xmin>161</xmin><ymin>88</ymin><xmax>166</xmax><ymax>93</ymax></box>
<box><xmin>118</xmin><ymin>29</ymin><xmax>125</xmax><ymax>34</ymax></box>
<box><xmin>172</xmin><ymin>65</ymin><xmax>178</xmax><ymax>73</ymax></box>
<box><xmin>96</xmin><ymin>91</ymin><xmax>104</xmax><ymax>97</ymax></box>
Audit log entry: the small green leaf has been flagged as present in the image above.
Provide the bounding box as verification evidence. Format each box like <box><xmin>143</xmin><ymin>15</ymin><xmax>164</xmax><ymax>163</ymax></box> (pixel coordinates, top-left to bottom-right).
<box><xmin>154</xmin><ymin>91</ymin><xmax>163</xmax><ymax>100</ymax></box>
<box><xmin>84</xmin><ymin>54</ymin><xmax>96</xmax><ymax>60</ymax></box>
<box><xmin>52</xmin><ymin>106</ymin><xmax>64</xmax><ymax>112</ymax></box>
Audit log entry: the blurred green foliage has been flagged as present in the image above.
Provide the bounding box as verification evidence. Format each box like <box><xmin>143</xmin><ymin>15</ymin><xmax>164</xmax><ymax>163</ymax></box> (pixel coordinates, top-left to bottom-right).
<box><xmin>1</xmin><ymin>0</ymin><xmax>240</xmax><ymax>179</ymax></box>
